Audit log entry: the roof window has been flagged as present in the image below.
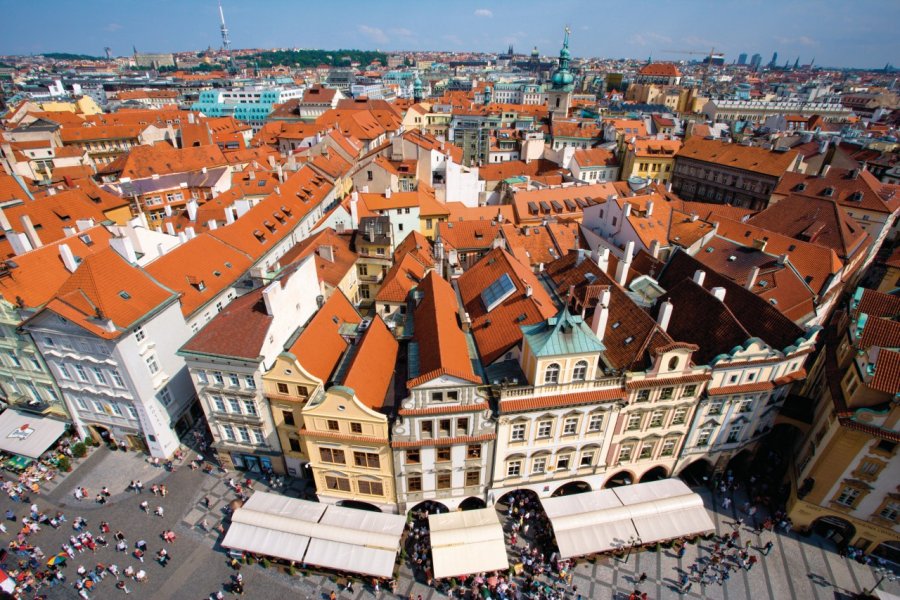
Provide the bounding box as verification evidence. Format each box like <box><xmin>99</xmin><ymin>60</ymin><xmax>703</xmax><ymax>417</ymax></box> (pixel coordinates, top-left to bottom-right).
<box><xmin>119</xmin><ymin>291</ymin><xmax>131</xmax><ymax>300</ymax></box>
<box><xmin>481</xmin><ymin>273</ymin><xmax>516</xmax><ymax>312</ymax></box>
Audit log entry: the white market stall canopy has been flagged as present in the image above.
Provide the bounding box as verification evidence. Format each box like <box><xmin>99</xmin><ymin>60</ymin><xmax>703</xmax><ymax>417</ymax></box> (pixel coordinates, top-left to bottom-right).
<box><xmin>429</xmin><ymin>508</ymin><xmax>509</xmax><ymax>579</ymax></box>
<box><xmin>540</xmin><ymin>479</ymin><xmax>715</xmax><ymax>559</ymax></box>
<box><xmin>0</xmin><ymin>410</ymin><xmax>67</xmax><ymax>459</ymax></box>
<box><xmin>222</xmin><ymin>492</ymin><xmax>406</xmax><ymax>578</ymax></box>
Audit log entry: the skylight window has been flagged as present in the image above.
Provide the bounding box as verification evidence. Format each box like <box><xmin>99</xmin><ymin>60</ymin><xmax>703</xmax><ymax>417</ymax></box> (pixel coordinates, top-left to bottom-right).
<box><xmin>119</xmin><ymin>291</ymin><xmax>131</xmax><ymax>300</ymax></box>
<box><xmin>481</xmin><ymin>273</ymin><xmax>516</xmax><ymax>312</ymax></box>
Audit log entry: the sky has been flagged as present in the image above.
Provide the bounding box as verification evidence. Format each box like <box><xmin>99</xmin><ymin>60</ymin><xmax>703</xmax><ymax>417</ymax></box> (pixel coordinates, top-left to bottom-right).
<box><xmin>0</xmin><ymin>0</ymin><xmax>897</xmax><ymax>69</ymax></box>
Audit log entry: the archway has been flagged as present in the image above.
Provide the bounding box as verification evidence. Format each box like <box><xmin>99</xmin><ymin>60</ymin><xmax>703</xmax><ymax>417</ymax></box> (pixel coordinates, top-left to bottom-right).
<box><xmin>603</xmin><ymin>470</ymin><xmax>635</xmax><ymax>488</ymax></box>
<box><xmin>407</xmin><ymin>500</ymin><xmax>449</xmax><ymax>518</ymax></box>
<box><xmin>678</xmin><ymin>458</ymin><xmax>714</xmax><ymax>487</ymax></box>
<box><xmin>495</xmin><ymin>488</ymin><xmax>540</xmax><ymax>509</ymax></box>
<box><xmin>725</xmin><ymin>449</ymin><xmax>754</xmax><ymax>480</ymax></box>
<box><xmin>639</xmin><ymin>466</ymin><xmax>669</xmax><ymax>483</ymax></box>
<box><xmin>551</xmin><ymin>481</ymin><xmax>591</xmax><ymax>497</ymax></box>
<box><xmin>337</xmin><ymin>500</ymin><xmax>382</xmax><ymax>512</ymax></box>
<box><xmin>458</xmin><ymin>497</ymin><xmax>487</xmax><ymax>511</ymax></box>
<box><xmin>811</xmin><ymin>516</ymin><xmax>856</xmax><ymax>549</ymax></box>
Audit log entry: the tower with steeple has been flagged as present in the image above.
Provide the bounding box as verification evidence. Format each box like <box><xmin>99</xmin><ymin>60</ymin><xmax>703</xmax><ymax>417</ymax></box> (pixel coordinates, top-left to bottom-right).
<box><xmin>413</xmin><ymin>72</ymin><xmax>424</xmax><ymax>103</ymax></box>
<box><xmin>547</xmin><ymin>26</ymin><xmax>575</xmax><ymax>119</ymax></box>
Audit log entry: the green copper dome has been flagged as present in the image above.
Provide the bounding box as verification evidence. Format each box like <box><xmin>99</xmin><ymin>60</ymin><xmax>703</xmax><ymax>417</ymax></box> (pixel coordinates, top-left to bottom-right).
<box><xmin>550</xmin><ymin>26</ymin><xmax>575</xmax><ymax>90</ymax></box>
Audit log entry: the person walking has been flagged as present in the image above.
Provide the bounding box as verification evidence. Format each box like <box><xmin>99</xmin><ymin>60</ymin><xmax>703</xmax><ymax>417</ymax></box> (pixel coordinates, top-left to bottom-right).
<box><xmin>638</xmin><ymin>572</ymin><xmax>648</xmax><ymax>584</ymax></box>
<box><xmin>763</xmin><ymin>540</ymin><xmax>774</xmax><ymax>556</ymax></box>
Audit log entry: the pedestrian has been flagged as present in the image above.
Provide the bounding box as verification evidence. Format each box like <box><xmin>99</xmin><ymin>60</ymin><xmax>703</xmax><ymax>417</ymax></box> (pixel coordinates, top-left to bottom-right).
<box><xmin>155</xmin><ymin>506</ymin><xmax>164</xmax><ymax>517</ymax></box>
<box><xmin>201</xmin><ymin>519</ymin><xmax>209</xmax><ymax>531</ymax></box>
<box><xmin>139</xmin><ymin>501</ymin><xmax>149</xmax><ymax>513</ymax></box>
<box><xmin>639</xmin><ymin>572</ymin><xmax>647</xmax><ymax>584</ymax></box>
<box><xmin>202</xmin><ymin>496</ymin><xmax>210</xmax><ymax>509</ymax></box>
<box><xmin>116</xmin><ymin>580</ymin><xmax>130</xmax><ymax>593</ymax></box>
<box><xmin>763</xmin><ymin>540</ymin><xmax>774</xmax><ymax>556</ymax></box>
<box><xmin>722</xmin><ymin>497</ymin><xmax>731</xmax><ymax>509</ymax></box>
<box><xmin>677</xmin><ymin>545</ymin><xmax>686</xmax><ymax>559</ymax></box>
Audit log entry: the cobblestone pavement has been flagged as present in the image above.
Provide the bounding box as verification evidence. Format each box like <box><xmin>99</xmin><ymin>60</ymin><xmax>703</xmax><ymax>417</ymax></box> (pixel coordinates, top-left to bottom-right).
<box><xmin>1</xmin><ymin>444</ymin><xmax>896</xmax><ymax>599</ymax></box>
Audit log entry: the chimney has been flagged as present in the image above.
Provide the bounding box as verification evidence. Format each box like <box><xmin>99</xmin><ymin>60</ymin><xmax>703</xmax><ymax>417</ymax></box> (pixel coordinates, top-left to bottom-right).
<box><xmin>665</xmin><ymin>181</ymin><xmax>672</xmax><ymax>193</ymax></box>
<box><xmin>778</xmin><ymin>253</ymin><xmax>788</xmax><ymax>265</ymax></box>
<box><xmin>59</xmin><ymin>243</ymin><xmax>78</xmax><ymax>272</ymax></box>
<box><xmin>19</xmin><ymin>215</ymin><xmax>42</xmax><ymax>249</ymax></box>
<box><xmin>689</xmin><ymin>212</ymin><xmax>698</xmax><ymax>222</ymax></box>
<box><xmin>596</xmin><ymin>247</ymin><xmax>610</xmax><ymax>273</ymax></box>
<box><xmin>646</xmin><ymin>200</ymin><xmax>654</xmax><ymax>217</ymax></box>
<box><xmin>746</xmin><ymin>266</ymin><xmax>759</xmax><ymax>289</ymax></box>
<box><xmin>76</xmin><ymin>219</ymin><xmax>94</xmax><ymax>232</ymax></box>
<box><xmin>7</xmin><ymin>232</ymin><xmax>33</xmax><ymax>256</ymax></box>
<box><xmin>185</xmin><ymin>226</ymin><xmax>196</xmax><ymax>239</ymax></box>
<box><xmin>525</xmin><ymin>284</ymin><xmax>533</xmax><ymax>297</ymax></box>
<box><xmin>207</xmin><ymin>220</ymin><xmax>218</xmax><ymax>230</ymax></box>
<box><xmin>820</xmin><ymin>164</ymin><xmax>831</xmax><ymax>178</ymax></box>
<box><xmin>349</xmin><ymin>191</ymin><xmax>359</xmax><ymax>230</ymax></box>
<box><xmin>711</xmin><ymin>287</ymin><xmax>727</xmax><ymax>302</ymax></box>
<box><xmin>225</xmin><ymin>207</ymin><xmax>235</xmax><ymax>224</ymax></box>
<box><xmin>622</xmin><ymin>203</ymin><xmax>632</xmax><ymax>219</ymax></box>
<box><xmin>385</xmin><ymin>187</ymin><xmax>392</xmax><ymax>199</ymax></box>
<box><xmin>657</xmin><ymin>300</ymin><xmax>674</xmax><ymax>332</ymax></box>
<box><xmin>63</xmin><ymin>226</ymin><xmax>76</xmax><ymax>237</ymax></box>
<box><xmin>591</xmin><ymin>289</ymin><xmax>611</xmax><ymax>341</ymax></box>
<box><xmin>186</xmin><ymin>200</ymin><xmax>199</xmax><ymax>221</ymax></box>
<box><xmin>692</xmin><ymin>269</ymin><xmax>706</xmax><ymax>287</ymax></box>
<box><xmin>110</xmin><ymin>236</ymin><xmax>138</xmax><ymax>263</ymax></box>
<box><xmin>164</xmin><ymin>205</ymin><xmax>173</xmax><ymax>217</ymax></box>
<box><xmin>318</xmin><ymin>244</ymin><xmax>335</xmax><ymax>262</ymax></box>
<box><xmin>649</xmin><ymin>240</ymin><xmax>660</xmax><ymax>259</ymax></box>
<box><xmin>277</xmin><ymin>164</ymin><xmax>284</xmax><ymax>183</ymax></box>
<box><xmin>165</xmin><ymin>222</ymin><xmax>176</xmax><ymax>236</ymax></box>
<box><xmin>0</xmin><ymin>207</ymin><xmax>10</xmax><ymax>231</ymax></box>
<box><xmin>188</xmin><ymin>112</ymin><xmax>195</xmax><ymax>124</ymax></box>
<box><xmin>248</xmin><ymin>170</ymin><xmax>256</xmax><ymax>180</ymax></box>
<box><xmin>615</xmin><ymin>242</ymin><xmax>633</xmax><ymax>287</ymax></box>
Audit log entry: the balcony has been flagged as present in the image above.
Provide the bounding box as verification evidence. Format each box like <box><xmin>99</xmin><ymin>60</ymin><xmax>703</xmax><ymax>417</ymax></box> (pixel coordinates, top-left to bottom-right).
<box><xmin>264</xmin><ymin>391</ymin><xmax>309</xmax><ymax>405</ymax></box>
<box><xmin>498</xmin><ymin>376</ymin><xmax>623</xmax><ymax>400</ymax></box>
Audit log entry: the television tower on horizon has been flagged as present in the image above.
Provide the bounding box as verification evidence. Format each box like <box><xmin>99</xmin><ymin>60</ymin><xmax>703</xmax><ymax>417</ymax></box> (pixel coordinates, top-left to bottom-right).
<box><xmin>218</xmin><ymin>1</ymin><xmax>231</xmax><ymax>52</ymax></box>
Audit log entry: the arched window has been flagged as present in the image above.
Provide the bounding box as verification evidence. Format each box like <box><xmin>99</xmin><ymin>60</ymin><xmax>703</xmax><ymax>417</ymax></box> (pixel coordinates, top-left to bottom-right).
<box><xmin>573</xmin><ymin>360</ymin><xmax>588</xmax><ymax>381</ymax></box>
<box><xmin>544</xmin><ymin>363</ymin><xmax>560</xmax><ymax>384</ymax></box>
<box><xmin>555</xmin><ymin>97</ymin><xmax>561</xmax><ymax>108</ymax></box>
<box><xmin>668</xmin><ymin>356</ymin><xmax>679</xmax><ymax>371</ymax></box>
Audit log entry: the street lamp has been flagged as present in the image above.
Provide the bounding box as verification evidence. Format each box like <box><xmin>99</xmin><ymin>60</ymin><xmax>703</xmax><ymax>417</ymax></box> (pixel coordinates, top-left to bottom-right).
<box><xmin>864</xmin><ymin>566</ymin><xmax>897</xmax><ymax>596</ymax></box>
<box><xmin>622</xmin><ymin>535</ymin><xmax>642</xmax><ymax>564</ymax></box>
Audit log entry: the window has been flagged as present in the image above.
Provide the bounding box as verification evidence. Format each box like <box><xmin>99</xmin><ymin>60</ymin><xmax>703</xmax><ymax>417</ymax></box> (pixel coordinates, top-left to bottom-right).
<box><xmin>649</xmin><ymin>410</ymin><xmax>665</xmax><ymax>428</ymax></box>
<box><xmin>697</xmin><ymin>428</ymin><xmax>713</xmax><ymax>447</ymax></box>
<box><xmin>588</xmin><ymin>414</ymin><xmax>604</xmax><ymax>432</ymax></box>
<box><xmin>196</xmin><ymin>370</ymin><xmax>208</xmax><ymax>384</ymax></box>
<box><xmin>282</xmin><ymin>411</ymin><xmax>295</xmax><ymax>427</ymax></box>
<box><xmin>243</xmin><ymin>400</ymin><xmax>257</xmax><ymax>415</ymax></box>
<box><xmin>213</xmin><ymin>371</ymin><xmax>224</xmax><ymax>385</ymax></box>
<box><xmin>297</xmin><ymin>385</ymin><xmax>309</xmax><ymax>397</ymax></box>
<box><xmin>636</xmin><ymin>389</ymin><xmax>650</xmax><ymax>402</ymax></box>
<box><xmin>422</xmin><ymin>421</ymin><xmax>433</xmax><ymax>437</ymax></box>
<box><xmin>244</xmin><ymin>375</ymin><xmax>256</xmax><ymax>389</ymax></box>
<box><xmin>510</xmin><ymin>423</ymin><xmax>526</xmax><ymax>441</ymax></box>
<box><xmin>405</xmin><ymin>449</ymin><xmax>420</xmax><ymax>464</ymax></box>
<box><xmin>672</xmin><ymin>407</ymin><xmax>687</xmax><ymax>425</ymax></box>
<box><xmin>660</xmin><ymin>438</ymin><xmax>676</xmax><ymax>456</ymax></box>
<box><xmin>708</xmin><ymin>400</ymin><xmax>724</xmax><ymax>415</ymax></box>
<box><xmin>465</xmin><ymin>469</ymin><xmax>480</xmax><ymax>487</ymax></box>
<box><xmin>879</xmin><ymin>501</ymin><xmax>899</xmax><ymax>522</ymax></box>
<box><xmin>111</xmin><ymin>370</ymin><xmax>125</xmax><ymax>388</ymax></box>
<box><xmin>726</xmin><ymin>425</ymin><xmax>742</xmax><ymax>444</ymax></box>
<box><xmin>436</xmin><ymin>472</ymin><xmax>452</xmax><ymax>490</ymax></box>
<box><xmin>146</xmin><ymin>354</ymin><xmax>160</xmax><ymax>375</ymax></box>
<box><xmin>227</xmin><ymin>397</ymin><xmax>241</xmax><ymax>413</ymax></box>
<box><xmin>557</xmin><ymin>454</ymin><xmax>571</xmax><ymax>470</ymax></box>
<box><xmin>544</xmin><ymin>363</ymin><xmax>560</xmax><ymax>384</ymax></box>
<box><xmin>358</xmin><ymin>480</ymin><xmax>384</xmax><ymax>496</ymax></box>
<box><xmin>573</xmin><ymin>360</ymin><xmax>588</xmax><ymax>381</ymax></box>
<box><xmin>876</xmin><ymin>440</ymin><xmax>897</xmax><ymax>455</ymax></box>
<box><xmin>738</xmin><ymin>399</ymin><xmax>753</xmax><ymax>413</ymax></box>
<box><xmin>617</xmin><ymin>444</ymin><xmax>633</xmax><ymax>462</ymax></box>
<box><xmin>537</xmin><ymin>420</ymin><xmax>553</xmax><ymax>438</ymax></box>
<box><xmin>683</xmin><ymin>385</ymin><xmax>697</xmax><ymax>397</ymax></box>
<box><xmin>222</xmin><ymin>425</ymin><xmax>236</xmax><ymax>441</ymax></box>
<box><xmin>507</xmin><ymin>460</ymin><xmax>522</xmax><ymax>477</ymax></box>
<box><xmin>436</xmin><ymin>447</ymin><xmax>451</xmax><ymax>462</ymax></box>
<box><xmin>431</xmin><ymin>392</ymin><xmax>443</xmax><ymax>402</ymax></box>
<box><xmin>563</xmin><ymin>416</ymin><xmax>579</xmax><ymax>435</ymax></box>
<box><xmin>319</xmin><ymin>447</ymin><xmax>346</xmax><ymax>464</ymax></box>
<box><xmin>326</xmin><ymin>419</ymin><xmax>339</xmax><ymax>431</ymax></box>
<box><xmin>57</xmin><ymin>363</ymin><xmax>71</xmax><ymax>380</ymax></box>
<box><xmin>532</xmin><ymin>456</ymin><xmax>547</xmax><ymax>474</ymax></box>
<box><xmin>159</xmin><ymin>386</ymin><xmax>172</xmax><ymax>406</ymax></box>
<box><xmin>836</xmin><ymin>487</ymin><xmax>861</xmax><ymax>507</ymax></box>
<box><xmin>28</xmin><ymin>356</ymin><xmax>41</xmax><ymax>370</ymax></box>
<box><xmin>626</xmin><ymin>413</ymin><xmax>642</xmax><ymax>430</ymax></box>
<box><xmin>237</xmin><ymin>426</ymin><xmax>251</xmax><ymax>443</ymax></box>
<box><xmin>407</xmin><ymin>475</ymin><xmax>422</xmax><ymax>492</ymax></box>
<box><xmin>229</xmin><ymin>373</ymin><xmax>240</xmax><ymax>387</ymax></box>
<box><xmin>277</xmin><ymin>382</ymin><xmax>289</xmax><ymax>394</ymax></box>
<box><xmin>288</xmin><ymin>438</ymin><xmax>301</xmax><ymax>453</ymax></box>
<box><xmin>325</xmin><ymin>476</ymin><xmax>351</xmax><ymax>492</ymax></box>
<box><xmin>439</xmin><ymin>419</ymin><xmax>451</xmax><ymax>436</ymax></box>
<box><xmin>639</xmin><ymin>443</ymin><xmax>655</xmax><ymax>459</ymax></box>
<box><xmin>74</xmin><ymin>364</ymin><xmax>89</xmax><ymax>382</ymax></box>
<box><xmin>252</xmin><ymin>429</ymin><xmax>264</xmax><ymax>444</ymax></box>
<box><xmin>350</xmin><ymin>422</ymin><xmax>362</xmax><ymax>434</ymax></box>
<box><xmin>353</xmin><ymin>451</ymin><xmax>380</xmax><ymax>469</ymax></box>
<box><xmin>127</xmin><ymin>405</ymin><xmax>139</xmax><ymax>420</ymax></box>
<box><xmin>660</xmin><ymin>387</ymin><xmax>674</xmax><ymax>400</ymax></box>
<box><xmin>580</xmin><ymin>450</ymin><xmax>594</xmax><ymax>467</ymax></box>
<box><xmin>134</xmin><ymin>327</ymin><xmax>145</xmax><ymax>342</ymax></box>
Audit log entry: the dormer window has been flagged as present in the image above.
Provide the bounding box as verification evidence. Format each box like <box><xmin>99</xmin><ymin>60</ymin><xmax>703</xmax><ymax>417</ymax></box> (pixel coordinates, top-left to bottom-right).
<box><xmin>823</xmin><ymin>187</ymin><xmax>835</xmax><ymax>197</ymax></box>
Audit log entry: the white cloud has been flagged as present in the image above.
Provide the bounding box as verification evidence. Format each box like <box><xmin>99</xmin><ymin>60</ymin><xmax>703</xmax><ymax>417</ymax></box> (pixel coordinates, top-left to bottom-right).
<box><xmin>681</xmin><ymin>35</ymin><xmax>718</xmax><ymax>48</ymax></box>
<box><xmin>105</xmin><ymin>23</ymin><xmax>123</xmax><ymax>32</ymax></box>
<box><xmin>630</xmin><ymin>32</ymin><xmax>671</xmax><ymax>47</ymax></box>
<box><xmin>357</xmin><ymin>25</ymin><xmax>389</xmax><ymax>45</ymax></box>
<box><xmin>389</xmin><ymin>27</ymin><xmax>413</xmax><ymax>37</ymax></box>
<box><xmin>474</xmin><ymin>8</ymin><xmax>493</xmax><ymax>17</ymax></box>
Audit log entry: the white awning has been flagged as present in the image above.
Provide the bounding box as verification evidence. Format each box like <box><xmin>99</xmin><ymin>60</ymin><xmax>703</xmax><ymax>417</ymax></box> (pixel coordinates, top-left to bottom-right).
<box><xmin>221</xmin><ymin>492</ymin><xmax>405</xmax><ymax>578</ymax></box>
<box><xmin>429</xmin><ymin>508</ymin><xmax>509</xmax><ymax>579</ymax></box>
<box><xmin>0</xmin><ymin>410</ymin><xmax>67</xmax><ymax>459</ymax></box>
<box><xmin>540</xmin><ymin>479</ymin><xmax>715</xmax><ymax>559</ymax></box>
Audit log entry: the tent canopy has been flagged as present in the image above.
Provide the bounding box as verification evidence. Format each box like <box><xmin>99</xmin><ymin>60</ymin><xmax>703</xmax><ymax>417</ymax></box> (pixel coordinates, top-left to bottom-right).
<box><xmin>429</xmin><ymin>508</ymin><xmax>509</xmax><ymax>579</ymax></box>
<box><xmin>222</xmin><ymin>492</ymin><xmax>405</xmax><ymax>578</ymax></box>
<box><xmin>0</xmin><ymin>410</ymin><xmax>67</xmax><ymax>459</ymax></box>
<box><xmin>540</xmin><ymin>479</ymin><xmax>715</xmax><ymax>559</ymax></box>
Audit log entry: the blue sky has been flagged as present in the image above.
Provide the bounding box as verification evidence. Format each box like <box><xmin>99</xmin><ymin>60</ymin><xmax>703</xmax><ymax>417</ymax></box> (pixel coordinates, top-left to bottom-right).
<box><xmin>1</xmin><ymin>0</ymin><xmax>897</xmax><ymax>69</ymax></box>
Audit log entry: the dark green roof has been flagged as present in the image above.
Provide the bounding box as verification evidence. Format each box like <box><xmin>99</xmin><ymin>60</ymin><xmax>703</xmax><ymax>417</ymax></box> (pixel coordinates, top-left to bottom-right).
<box><xmin>521</xmin><ymin>308</ymin><xmax>605</xmax><ymax>357</ymax></box>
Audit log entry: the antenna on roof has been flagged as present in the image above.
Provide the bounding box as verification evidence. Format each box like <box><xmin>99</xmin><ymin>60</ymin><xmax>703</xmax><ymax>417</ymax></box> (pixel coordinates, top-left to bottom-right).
<box><xmin>218</xmin><ymin>1</ymin><xmax>231</xmax><ymax>52</ymax></box>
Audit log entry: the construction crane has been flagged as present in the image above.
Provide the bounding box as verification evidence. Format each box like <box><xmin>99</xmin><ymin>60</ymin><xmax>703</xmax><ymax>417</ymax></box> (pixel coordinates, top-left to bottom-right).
<box><xmin>662</xmin><ymin>48</ymin><xmax>717</xmax><ymax>90</ymax></box>
<box><xmin>104</xmin><ymin>47</ymin><xmax>112</xmax><ymax>61</ymax></box>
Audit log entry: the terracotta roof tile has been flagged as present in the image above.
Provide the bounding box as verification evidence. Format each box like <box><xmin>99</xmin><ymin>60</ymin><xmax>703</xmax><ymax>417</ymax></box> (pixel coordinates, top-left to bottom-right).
<box><xmin>288</xmin><ymin>290</ymin><xmax>360</xmax><ymax>383</ymax></box>
<box><xmin>855</xmin><ymin>288</ymin><xmax>900</xmax><ymax>320</ymax></box>
<box><xmin>391</xmin><ymin>432</ymin><xmax>496</xmax><ymax>448</ymax></box>
<box><xmin>500</xmin><ymin>388</ymin><xmax>624</xmax><ymax>413</ymax></box>
<box><xmin>870</xmin><ymin>349</ymin><xmax>900</xmax><ymax>395</ymax></box>
<box><xmin>638</xmin><ymin>63</ymin><xmax>682</xmax><ymax>77</ymax></box>
<box><xmin>676</xmin><ymin>137</ymin><xmax>798</xmax><ymax>178</ymax></box>
<box><xmin>279</xmin><ymin>228</ymin><xmax>357</xmax><ymax>289</ymax></box>
<box><xmin>573</xmin><ymin>148</ymin><xmax>618</xmax><ymax>168</ymax></box>
<box><xmin>438</xmin><ymin>219</ymin><xmax>503</xmax><ymax>251</ymax></box>
<box><xmin>342</xmin><ymin>316</ymin><xmax>399</xmax><ymax>410</ymax></box>
<box><xmin>398</xmin><ymin>401</ymin><xmax>490</xmax><ymax>416</ymax></box>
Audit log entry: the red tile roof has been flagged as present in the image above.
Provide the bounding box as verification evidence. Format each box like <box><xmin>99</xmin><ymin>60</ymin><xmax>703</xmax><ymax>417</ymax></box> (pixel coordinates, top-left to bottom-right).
<box><xmin>179</xmin><ymin>284</ymin><xmax>273</xmax><ymax>360</ymax></box>
<box><xmin>500</xmin><ymin>387</ymin><xmax>625</xmax><ymax>413</ymax></box>
<box><xmin>279</xmin><ymin>228</ymin><xmax>357</xmax><ymax>289</ymax></box>
<box><xmin>391</xmin><ymin>432</ymin><xmax>496</xmax><ymax>448</ymax></box>
<box><xmin>342</xmin><ymin>316</ymin><xmax>399</xmax><ymax>410</ymax></box>
<box><xmin>288</xmin><ymin>290</ymin><xmax>360</xmax><ymax>383</ymax></box>
<box><xmin>870</xmin><ymin>349</ymin><xmax>900</xmax><ymax>395</ymax></box>
<box><xmin>676</xmin><ymin>137</ymin><xmax>799</xmax><ymax>178</ymax></box>
<box><xmin>638</xmin><ymin>63</ymin><xmax>682</xmax><ymax>77</ymax></box>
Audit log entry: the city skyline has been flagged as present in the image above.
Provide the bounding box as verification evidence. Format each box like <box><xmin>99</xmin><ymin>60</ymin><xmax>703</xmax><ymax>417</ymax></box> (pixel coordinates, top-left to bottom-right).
<box><xmin>1</xmin><ymin>0</ymin><xmax>898</xmax><ymax>69</ymax></box>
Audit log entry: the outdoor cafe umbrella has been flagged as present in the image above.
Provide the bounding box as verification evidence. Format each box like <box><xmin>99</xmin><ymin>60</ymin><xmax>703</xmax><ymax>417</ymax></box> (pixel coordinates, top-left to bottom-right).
<box><xmin>47</xmin><ymin>552</ymin><xmax>67</xmax><ymax>566</ymax></box>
